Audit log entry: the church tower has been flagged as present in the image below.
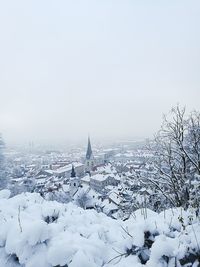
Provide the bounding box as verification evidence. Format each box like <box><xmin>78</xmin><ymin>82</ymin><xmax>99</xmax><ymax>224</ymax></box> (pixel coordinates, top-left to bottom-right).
<box><xmin>69</xmin><ymin>164</ymin><xmax>79</xmax><ymax>197</ymax></box>
<box><xmin>85</xmin><ymin>136</ymin><xmax>95</xmax><ymax>174</ymax></box>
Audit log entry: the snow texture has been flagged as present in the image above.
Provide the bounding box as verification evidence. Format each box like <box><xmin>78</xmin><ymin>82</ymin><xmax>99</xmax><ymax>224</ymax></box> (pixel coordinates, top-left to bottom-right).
<box><xmin>0</xmin><ymin>190</ymin><xmax>199</xmax><ymax>267</ymax></box>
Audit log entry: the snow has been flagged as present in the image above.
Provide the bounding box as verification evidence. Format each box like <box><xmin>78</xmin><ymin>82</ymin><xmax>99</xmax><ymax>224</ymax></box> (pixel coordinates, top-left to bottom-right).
<box><xmin>95</xmin><ymin>164</ymin><xmax>117</xmax><ymax>175</ymax></box>
<box><xmin>90</xmin><ymin>174</ymin><xmax>108</xmax><ymax>182</ymax></box>
<box><xmin>108</xmin><ymin>192</ymin><xmax>122</xmax><ymax>205</ymax></box>
<box><xmin>91</xmin><ymin>173</ymin><xmax>119</xmax><ymax>182</ymax></box>
<box><xmin>55</xmin><ymin>162</ymin><xmax>84</xmax><ymax>175</ymax></box>
<box><xmin>0</xmin><ymin>191</ymin><xmax>199</xmax><ymax>267</ymax></box>
<box><xmin>0</xmin><ymin>189</ymin><xmax>11</xmax><ymax>199</ymax></box>
<box><xmin>81</xmin><ymin>175</ymin><xmax>91</xmax><ymax>183</ymax></box>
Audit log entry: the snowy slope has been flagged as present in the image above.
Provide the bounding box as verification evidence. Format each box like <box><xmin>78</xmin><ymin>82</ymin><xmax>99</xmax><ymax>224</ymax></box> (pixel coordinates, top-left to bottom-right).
<box><xmin>0</xmin><ymin>192</ymin><xmax>199</xmax><ymax>267</ymax></box>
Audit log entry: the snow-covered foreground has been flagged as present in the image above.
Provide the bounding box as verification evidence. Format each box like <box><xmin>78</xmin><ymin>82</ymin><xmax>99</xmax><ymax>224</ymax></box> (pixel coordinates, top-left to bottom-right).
<box><xmin>0</xmin><ymin>191</ymin><xmax>199</xmax><ymax>267</ymax></box>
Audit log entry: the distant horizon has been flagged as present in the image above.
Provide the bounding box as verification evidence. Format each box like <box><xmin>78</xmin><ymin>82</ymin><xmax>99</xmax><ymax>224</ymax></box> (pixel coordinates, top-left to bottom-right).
<box><xmin>4</xmin><ymin>135</ymin><xmax>148</xmax><ymax>150</ymax></box>
<box><xmin>0</xmin><ymin>0</ymin><xmax>199</xmax><ymax>145</ymax></box>
<box><xmin>1</xmin><ymin>104</ymin><xmax>199</xmax><ymax>148</ymax></box>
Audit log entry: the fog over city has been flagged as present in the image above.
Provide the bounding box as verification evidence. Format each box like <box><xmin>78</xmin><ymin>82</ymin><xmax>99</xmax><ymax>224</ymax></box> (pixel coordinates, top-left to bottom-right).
<box><xmin>1</xmin><ymin>2</ymin><xmax>200</xmax><ymax>267</ymax></box>
<box><xmin>0</xmin><ymin>0</ymin><xmax>199</xmax><ymax>146</ymax></box>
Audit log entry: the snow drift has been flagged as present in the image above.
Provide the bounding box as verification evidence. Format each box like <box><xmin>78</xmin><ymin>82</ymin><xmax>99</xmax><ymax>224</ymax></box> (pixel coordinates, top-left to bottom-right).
<box><xmin>0</xmin><ymin>191</ymin><xmax>199</xmax><ymax>267</ymax></box>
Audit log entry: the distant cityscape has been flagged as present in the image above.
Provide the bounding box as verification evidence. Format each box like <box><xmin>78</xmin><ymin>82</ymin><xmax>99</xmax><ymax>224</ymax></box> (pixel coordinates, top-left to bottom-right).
<box><xmin>3</xmin><ymin>136</ymin><xmax>156</xmax><ymax>220</ymax></box>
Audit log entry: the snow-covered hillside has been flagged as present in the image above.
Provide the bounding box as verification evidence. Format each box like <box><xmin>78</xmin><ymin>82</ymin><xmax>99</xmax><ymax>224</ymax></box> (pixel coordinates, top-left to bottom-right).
<box><xmin>0</xmin><ymin>191</ymin><xmax>199</xmax><ymax>267</ymax></box>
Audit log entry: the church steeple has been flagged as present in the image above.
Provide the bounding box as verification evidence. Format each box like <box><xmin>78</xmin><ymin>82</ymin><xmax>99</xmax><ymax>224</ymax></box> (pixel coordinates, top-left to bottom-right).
<box><xmin>71</xmin><ymin>164</ymin><xmax>76</xmax><ymax>178</ymax></box>
<box><xmin>85</xmin><ymin>136</ymin><xmax>95</xmax><ymax>173</ymax></box>
<box><xmin>86</xmin><ymin>136</ymin><xmax>93</xmax><ymax>160</ymax></box>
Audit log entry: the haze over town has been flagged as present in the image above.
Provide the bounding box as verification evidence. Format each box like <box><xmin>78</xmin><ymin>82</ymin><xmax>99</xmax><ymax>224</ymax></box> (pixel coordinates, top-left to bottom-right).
<box><xmin>0</xmin><ymin>0</ymin><xmax>200</xmax><ymax>146</ymax></box>
<box><xmin>0</xmin><ymin>1</ymin><xmax>200</xmax><ymax>267</ymax></box>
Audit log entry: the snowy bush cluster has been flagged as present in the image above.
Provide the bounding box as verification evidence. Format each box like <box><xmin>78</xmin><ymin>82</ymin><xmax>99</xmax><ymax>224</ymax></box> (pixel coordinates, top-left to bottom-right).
<box><xmin>0</xmin><ymin>191</ymin><xmax>200</xmax><ymax>267</ymax></box>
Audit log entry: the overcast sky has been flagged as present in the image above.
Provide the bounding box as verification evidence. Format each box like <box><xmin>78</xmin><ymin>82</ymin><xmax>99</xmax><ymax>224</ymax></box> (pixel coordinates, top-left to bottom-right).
<box><xmin>0</xmin><ymin>0</ymin><xmax>199</xmax><ymax>146</ymax></box>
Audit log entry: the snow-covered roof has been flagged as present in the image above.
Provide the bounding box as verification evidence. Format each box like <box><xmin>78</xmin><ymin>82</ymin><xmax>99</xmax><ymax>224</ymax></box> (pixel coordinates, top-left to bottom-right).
<box><xmin>90</xmin><ymin>174</ymin><xmax>108</xmax><ymax>182</ymax></box>
<box><xmin>103</xmin><ymin>201</ymin><xmax>118</xmax><ymax>214</ymax></box>
<box><xmin>55</xmin><ymin>162</ymin><xmax>84</xmax><ymax>174</ymax></box>
<box><xmin>81</xmin><ymin>176</ymin><xmax>90</xmax><ymax>183</ymax></box>
<box><xmin>35</xmin><ymin>178</ymin><xmax>46</xmax><ymax>185</ymax></box>
<box><xmin>91</xmin><ymin>173</ymin><xmax>119</xmax><ymax>183</ymax></box>
<box><xmin>95</xmin><ymin>163</ymin><xmax>117</xmax><ymax>174</ymax></box>
<box><xmin>45</xmin><ymin>170</ymin><xmax>54</xmax><ymax>174</ymax></box>
<box><xmin>108</xmin><ymin>192</ymin><xmax>122</xmax><ymax>205</ymax></box>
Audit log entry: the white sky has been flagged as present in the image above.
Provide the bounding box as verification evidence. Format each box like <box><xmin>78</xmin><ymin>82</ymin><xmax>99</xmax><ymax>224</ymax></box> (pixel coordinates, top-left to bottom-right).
<box><xmin>0</xmin><ymin>0</ymin><xmax>199</xmax><ymax>146</ymax></box>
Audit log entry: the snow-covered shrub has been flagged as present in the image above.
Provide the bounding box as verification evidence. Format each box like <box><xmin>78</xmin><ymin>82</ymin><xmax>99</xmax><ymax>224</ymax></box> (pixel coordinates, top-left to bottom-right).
<box><xmin>0</xmin><ymin>192</ymin><xmax>200</xmax><ymax>267</ymax></box>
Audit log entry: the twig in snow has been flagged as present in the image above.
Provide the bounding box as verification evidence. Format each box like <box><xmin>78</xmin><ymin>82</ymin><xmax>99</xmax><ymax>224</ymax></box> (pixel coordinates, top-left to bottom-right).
<box><xmin>191</xmin><ymin>224</ymin><xmax>200</xmax><ymax>251</ymax></box>
<box><xmin>121</xmin><ymin>226</ymin><xmax>133</xmax><ymax>238</ymax></box>
<box><xmin>18</xmin><ymin>206</ymin><xmax>22</xmax><ymax>233</ymax></box>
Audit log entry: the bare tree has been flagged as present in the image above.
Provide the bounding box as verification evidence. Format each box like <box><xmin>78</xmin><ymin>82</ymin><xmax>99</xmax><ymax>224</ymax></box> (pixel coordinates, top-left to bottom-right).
<box><xmin>145</xmin><ymin>105</ymin><xmax>200</xmax><ymax>209</ymax></box>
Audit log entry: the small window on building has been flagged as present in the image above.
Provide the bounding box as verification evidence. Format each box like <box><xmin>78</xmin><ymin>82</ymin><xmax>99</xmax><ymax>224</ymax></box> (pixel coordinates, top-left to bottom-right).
<box><xmin>74</xmin><ymin>183</ymin><xmax>76</xmax><ymax>186</ymax></box>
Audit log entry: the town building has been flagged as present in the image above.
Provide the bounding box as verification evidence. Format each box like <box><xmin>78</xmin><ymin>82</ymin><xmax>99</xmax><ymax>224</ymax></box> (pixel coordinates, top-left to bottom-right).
<box><xmin>90</xmin><ymin>174</ymin><xmax>120</xmax><ymax>192</ymax></box>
